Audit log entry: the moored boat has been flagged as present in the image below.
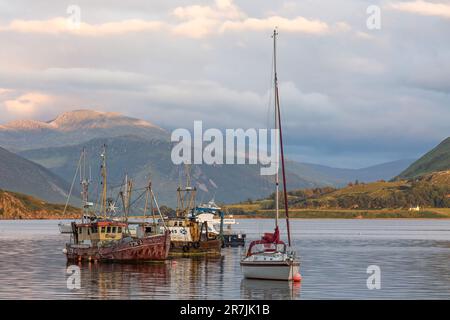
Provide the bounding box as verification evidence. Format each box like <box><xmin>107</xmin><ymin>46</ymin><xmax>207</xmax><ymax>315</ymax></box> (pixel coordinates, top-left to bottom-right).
<box><xmin>196</xmin><ymin>199</ymin><xmax>246</xmax><ymax>247</ymax></box>
<box><xmin>62</xmin><ymin>146</ymin><xmax>170</xmax><ymax>262</ymax></box>
<box><xmin>165</xmin><ymin>167</ymin><xmax>222</xmax><ymax>256</ymax></box>
<box><xmin>240</xmin><ymin>29</ymin><xmax>301</xmax><ymax>281</ymax></box>
<box><xmin>65</xmin><ymin>220</ymin><xmax>170</xmax><ymax>262</ymax></box>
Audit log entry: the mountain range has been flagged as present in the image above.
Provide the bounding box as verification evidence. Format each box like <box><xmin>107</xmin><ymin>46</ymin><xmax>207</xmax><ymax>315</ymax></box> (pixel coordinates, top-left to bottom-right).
<box><xmin>0</xmin><ymin>109</ymin><xmax>417</xmax><ymax>207</ymax></box>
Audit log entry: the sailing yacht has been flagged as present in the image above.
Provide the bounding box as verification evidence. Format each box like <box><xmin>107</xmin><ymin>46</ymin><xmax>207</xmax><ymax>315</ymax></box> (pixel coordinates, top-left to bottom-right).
<box><xmin>240</xmin><ymin>29</ymin><xmax>301</xmax><ymax>281</ymax></box>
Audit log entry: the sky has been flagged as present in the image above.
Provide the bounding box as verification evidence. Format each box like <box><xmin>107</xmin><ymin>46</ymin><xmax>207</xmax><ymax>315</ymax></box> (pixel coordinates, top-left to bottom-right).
<box><xmin>0</xmin><ymin>0</ymin><xmax>449</xmax><ymax>168</ymax></box>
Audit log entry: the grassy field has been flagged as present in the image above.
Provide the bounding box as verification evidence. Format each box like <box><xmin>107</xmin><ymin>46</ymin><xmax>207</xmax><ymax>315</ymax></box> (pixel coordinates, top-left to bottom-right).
<box><xmin>224</xmin><ymin>204</ymin><xmax>450</xmax><ymax>219</ymax></box>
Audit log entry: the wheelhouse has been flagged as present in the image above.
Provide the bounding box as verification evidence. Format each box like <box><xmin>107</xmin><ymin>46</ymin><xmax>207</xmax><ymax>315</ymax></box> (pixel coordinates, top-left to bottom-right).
<box><xmin>73</xmin><ymin>221</ymin><xmax>128</xmax><ymax>245</ymax></box>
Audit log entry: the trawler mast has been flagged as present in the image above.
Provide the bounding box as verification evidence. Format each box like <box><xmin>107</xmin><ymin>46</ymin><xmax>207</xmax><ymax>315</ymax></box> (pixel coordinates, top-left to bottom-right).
<box><xmin>176</xmin><ymin>164</ymin><xmax>197</xmax><ymax>218</ymax></box>
<box><xmin>100</xmin><ymin>144</ymin><xmax>108</xmax><ymax>218</ymax></box>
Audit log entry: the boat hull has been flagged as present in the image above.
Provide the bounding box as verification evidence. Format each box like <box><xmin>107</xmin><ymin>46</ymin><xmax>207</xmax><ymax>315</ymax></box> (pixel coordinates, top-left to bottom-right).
<box><xmin>223</xmin><ymin>233</ymin><xmax>246</xmax><ymax>247</ymax></box>
<box><xmin>65</xmin><ymin>231</ymin><xmax>171</xmax><ymax>262</ymax></box>
<box><xmin>169</xmin><ymin>239</ymin><xmax>222</xmax><ymax>257</ymax></box>
<box><xmin>241</xmin><ymin>261</ymin><xmax>300</xmax><ymax>281</ymax></box>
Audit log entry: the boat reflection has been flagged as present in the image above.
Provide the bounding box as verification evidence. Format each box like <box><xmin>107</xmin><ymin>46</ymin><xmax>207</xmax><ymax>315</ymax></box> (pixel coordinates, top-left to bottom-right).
<box><xmin>240</xmin><ymin>278</ymin><xmax>301</xmax><ymax>300</ymax></box>
<box><xmin>71</xmin><ymin>261</ymin><xmax>172</xmax><ymax>299</ymax></box>
<box><xmin>68</xmin><ymin>255</ymin><xmax>225</xmax><ymax>299</ymax></box>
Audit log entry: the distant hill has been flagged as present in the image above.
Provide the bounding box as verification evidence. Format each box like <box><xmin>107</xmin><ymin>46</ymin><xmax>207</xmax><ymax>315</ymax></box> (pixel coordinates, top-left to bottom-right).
<box><xmin>397</xmin><ymin>137</ymin><xmax>450</xmax><ymax>179</ymax></box>
<box><xmin>0</xmin><ymin>188</ymin><xmax>80</xmax><ymax>219</ymax></box>
<box><xmin>1</xmin><ymin>109</ymin><xmax>414</xmax><ymax>206</ymax></box>
<box><xmin>0</xmin><ymin>147</ymin><xmax>74</xmax><ymax>204</ymax></box>
<box><xmin>288</xmin><ymin>159</ymin><xmax>414</xmax><ymax>187</ymax></box>
<box><xmin>19</xmin><ymin>135</ymin><xmax>318</xmax><ymax>207</ymax></box>
<box><xmin>0</xmin><ymin>109</ymin><xmax>167</xmax><ymax>151</ymax></box>
<box><xmin>229</xmin><ymin>170</ymin><xmax>450</xmax><ymax>212</ymax></box>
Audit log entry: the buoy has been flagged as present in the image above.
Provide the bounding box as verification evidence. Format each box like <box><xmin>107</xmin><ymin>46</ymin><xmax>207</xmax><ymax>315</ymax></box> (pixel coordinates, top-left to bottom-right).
<box><xmin>293</xmin><ymin>273</ymin><xmax>302</xmax><ymax>282</ymax></box>
<box><xmin>62</xmin><ymin>248</ymin><xmax>67</xmax><ymax>254</ymax></box>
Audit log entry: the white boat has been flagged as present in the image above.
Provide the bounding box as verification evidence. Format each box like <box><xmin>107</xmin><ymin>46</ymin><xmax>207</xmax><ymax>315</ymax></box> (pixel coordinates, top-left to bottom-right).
<box><xmin>58</xmin><ymin>222</ymin><xmax>73</xmax><ymax>234</ymax></box>
<box><xmin>240</xmin><ymin>29</ymin><xmax>301</xmax><ymax>281</ymax></box>
<box><xmin>241</xmin><ymin>231</ymin><xmax>299</xmax><ymax>280</ymax></box>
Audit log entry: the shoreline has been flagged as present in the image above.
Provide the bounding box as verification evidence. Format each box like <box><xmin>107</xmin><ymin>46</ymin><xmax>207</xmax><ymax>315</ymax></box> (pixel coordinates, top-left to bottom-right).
<box><xmin>2</xmin><ymin>208</ymin><xmax>450</xmax><ymax>221</ymax></box>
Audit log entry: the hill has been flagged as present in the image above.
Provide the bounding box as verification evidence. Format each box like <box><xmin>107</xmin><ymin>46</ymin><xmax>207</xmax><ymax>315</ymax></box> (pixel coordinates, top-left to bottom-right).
<box><xmin>0</xmin><ymin>189</ymin><xmax>80</xmax><ymax>219</ymax></box>
<box><xmin>227</xmin><ymin>170</ymin><xmax>450</xmax><ymax>215</ymax></box>
<box><xmin>1</xmin><ymin>109</ymin><xmax>413</xmax><ymax>206</ymax></box>
<box><xmin>18</xmin><ymin>135</ymin><xmax>318</xmax><ymax>207</ymax></box>
<box><xmin>397</xmin><ymin>137</ymin><xmax>450</xmax><ymax>179</ymax></box>
<box><xmin>0</xmin><ymin>147</ymin><xmax>74</xmax><ymax>204</ymax></box>
<box><xmin>288</xmin><ymin>159</ymin><xmax>414</xmax><ymax>187</ymax></box>
<box><xmin>0</xmin><ymin>109</ymin><xmax>167</xmax><ymax>151</ymax></box>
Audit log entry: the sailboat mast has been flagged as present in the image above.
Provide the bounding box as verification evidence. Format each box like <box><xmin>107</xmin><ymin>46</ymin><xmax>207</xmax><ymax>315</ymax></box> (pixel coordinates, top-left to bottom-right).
<box><xmin>273</xmin><ymin>29</ymin><xmax>292</xmax><ymax>247</ymax></box>
<box><xmin>273</xmin><ymin>29</ymin><xmax>280</xmax><ymax>229</ymax></box>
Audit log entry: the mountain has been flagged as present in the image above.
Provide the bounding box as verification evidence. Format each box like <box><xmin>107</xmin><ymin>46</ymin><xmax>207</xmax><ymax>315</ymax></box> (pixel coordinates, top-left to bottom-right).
<box><xmin>397</xmin><ymin>137</ymin><xmax>450</xmax><ymax>179</ymax></box>
<box><xmin>18</xmin><ymin>135</ymin><xmax>317</xmax><ymax>207</ymax></box>
<box><xmin>2</xmin><ymin>109</ymin><xmax>413</xmax><ymax>206</ymax></box>
<box><xmin>0</xmin><ymin>109</ymin><xmax>167</xmax><ymax>151</ymax></box>
<box><xmin>0</xmin><ymin>188</ymin><xmax>80</xmax><ymax>219</ymax></box>
<box><xmin>18</xmin><ymin>134</ymin><xmax>412</xmax><ymax>207</ymax></box>
<box><xmin>0</xmin><ymin>147</ymin><xmax>73</xmax><ymax>204</ymax></box>
<box><xmin>287</xmin><ymin>159</ymin><xmax>415</xmax><ymax>187</ymax></box>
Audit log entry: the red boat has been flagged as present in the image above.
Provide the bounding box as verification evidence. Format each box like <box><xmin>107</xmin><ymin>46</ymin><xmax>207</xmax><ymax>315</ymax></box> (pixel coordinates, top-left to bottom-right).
<box><xmin>62</xmin><ymin>146</ymin><xmax>171</xmax><ymax>263</ymax></box>
<box><xmin>65</xmin><ymin>220</ymin><xmax>171</xmax><ymax>262</ymax></box>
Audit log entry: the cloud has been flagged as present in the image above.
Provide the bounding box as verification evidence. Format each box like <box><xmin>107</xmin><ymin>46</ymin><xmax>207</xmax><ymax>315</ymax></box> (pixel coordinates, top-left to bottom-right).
<box><xmin>1</xmin><ymin>0</ymin><xmax>449</xmax><ymax>168</ymax></box>
<box><xmin>0</xmin><ymin>18</ymin><xmax>163</xmax><ymax>36</ymax></box>
<box><xmin>220</xmin><ymin>16</ymin><xmax>330</xmax><ymax>34</ymax></box>
<box><xmin>0</xmin><ymin>0</ymin><xmax>341</xmax><ymax>38</ymax></box>
<box><xmin>389</xmin><ymin>1</ymin><xmax>450</xmax><ymax>18</ymax></box>
<box><xmin>0</xmin><ymin>88</ymin><xmax>13</xmax><ymax>95</ymax></box>
<box><xmin>3</xmin><ymin>92</ymin><xmax>53</xmax><ymax>115</ymax></box>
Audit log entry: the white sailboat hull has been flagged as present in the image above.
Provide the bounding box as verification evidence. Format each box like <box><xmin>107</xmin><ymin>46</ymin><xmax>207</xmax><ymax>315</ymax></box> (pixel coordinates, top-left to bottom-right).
<box><xmin>241</xmin><ymin>261</ymin><xmax>300</xmax><ymax>281</ymax></box>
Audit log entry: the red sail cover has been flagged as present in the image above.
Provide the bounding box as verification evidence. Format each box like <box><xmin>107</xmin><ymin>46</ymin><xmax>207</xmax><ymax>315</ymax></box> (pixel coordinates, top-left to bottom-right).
<box><xmin>246</xmin><ymin>226</ymin><xmax>285</xmax><ymax>256</ymax></box>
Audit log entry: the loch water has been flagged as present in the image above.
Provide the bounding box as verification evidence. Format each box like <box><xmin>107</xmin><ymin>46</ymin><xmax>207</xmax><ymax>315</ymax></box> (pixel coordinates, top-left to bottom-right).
<box><xmin>0</xmin><ymin>219</ymin><xmax>449</xmax><ymax>299</ymax></box>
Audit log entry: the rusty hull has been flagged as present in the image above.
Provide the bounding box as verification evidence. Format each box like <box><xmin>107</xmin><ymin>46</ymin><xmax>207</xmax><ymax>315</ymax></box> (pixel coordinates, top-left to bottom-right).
<box><xmin>66</xmin><ymin>231</ymin><xmax>171</xmax><ymax>262</ymax></box>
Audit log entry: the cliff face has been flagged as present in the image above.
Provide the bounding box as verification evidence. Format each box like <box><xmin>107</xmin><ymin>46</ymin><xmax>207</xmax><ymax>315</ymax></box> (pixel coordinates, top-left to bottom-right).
<box><xmin>0</xmin><ymin>189</ymin><xmax>80</xmax><ymax>219</ymax></box>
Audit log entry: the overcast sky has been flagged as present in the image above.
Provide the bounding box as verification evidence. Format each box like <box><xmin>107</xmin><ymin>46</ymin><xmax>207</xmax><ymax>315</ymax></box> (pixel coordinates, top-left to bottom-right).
<box><xmin>0</xmin><ymin>0</ymin><xmax>449</xmax><ymax>168</ymax></box>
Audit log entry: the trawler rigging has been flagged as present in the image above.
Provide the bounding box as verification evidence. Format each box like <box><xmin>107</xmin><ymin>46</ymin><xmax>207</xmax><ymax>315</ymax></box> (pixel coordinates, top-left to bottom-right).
<box><xmin>61</xmin><ymin>146</ymin><xmax>171</xmax><ymax>262</ymax></box>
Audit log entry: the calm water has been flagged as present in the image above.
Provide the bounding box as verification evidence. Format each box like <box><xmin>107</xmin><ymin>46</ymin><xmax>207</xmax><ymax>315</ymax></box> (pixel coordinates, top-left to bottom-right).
<box><xmin>0</xmin><ymin>219</ymin><xmax>449</xmax><ymax>299</ymax></box>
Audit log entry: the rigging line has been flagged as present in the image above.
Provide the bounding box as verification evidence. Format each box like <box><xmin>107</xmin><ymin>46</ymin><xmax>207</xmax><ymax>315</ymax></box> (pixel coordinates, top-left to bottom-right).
<box><xmin>62</xmin><ymin>153</ymin><xmax>83</xmax><ymax>216</ymax></box>
<box><xmin>127</xmin><ymin>190</ymin><xmax>147</xmax><ymax>209</ymax></box>
<box><xmin>93</xmin><ymin>165</ymin><xmax>103</xmax><ymax>214</ymax></box>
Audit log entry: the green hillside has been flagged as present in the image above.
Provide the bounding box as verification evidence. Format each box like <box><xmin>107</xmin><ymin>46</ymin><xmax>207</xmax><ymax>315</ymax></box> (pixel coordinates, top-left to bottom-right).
<box><xmin>397</xmin><ymin>137</ymin><xmax>450</xmax><ymax>179</ymax></box>
<box><xmin>228</xmin><ymin>170</ymin><xmax>450</xmax><ymax>215</ymax></box>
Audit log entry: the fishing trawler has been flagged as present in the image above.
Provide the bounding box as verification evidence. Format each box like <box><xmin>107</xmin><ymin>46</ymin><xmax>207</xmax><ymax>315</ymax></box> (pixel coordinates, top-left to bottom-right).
<box><xmin>62</xmin><ymin>146</ymin><xmax>170</xmax><ymax>262</ymax></box>
<box><xmin>165</xmin><ymin>167</ymin><xmax>222</xmax><ymax>256</ymax></box>
<box><xmin>240</xmin><ymin>30</ymin><xmax>301</xmax><ymax>281</ymax></box>
<box><xmin>195</xmin><ymin>199</ymin><xmax>246</xmax><ymax>247</ymax></box>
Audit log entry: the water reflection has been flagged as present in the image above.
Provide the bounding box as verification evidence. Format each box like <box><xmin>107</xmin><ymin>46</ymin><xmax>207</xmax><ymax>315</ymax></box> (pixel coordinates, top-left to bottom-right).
<box><xmin>240</xmin><ymin>279</ymin><xmax>301</xmax><ymax>300</ymax></box>
<box><xmin>74</xmin><ymin>262</ymin><xmax>172</xmax><ymax>299</ymax></box>
<box><xmin>1</xmin><ymin>219</ymin><xmax>450</xmax><ymax>299</ymax></box>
